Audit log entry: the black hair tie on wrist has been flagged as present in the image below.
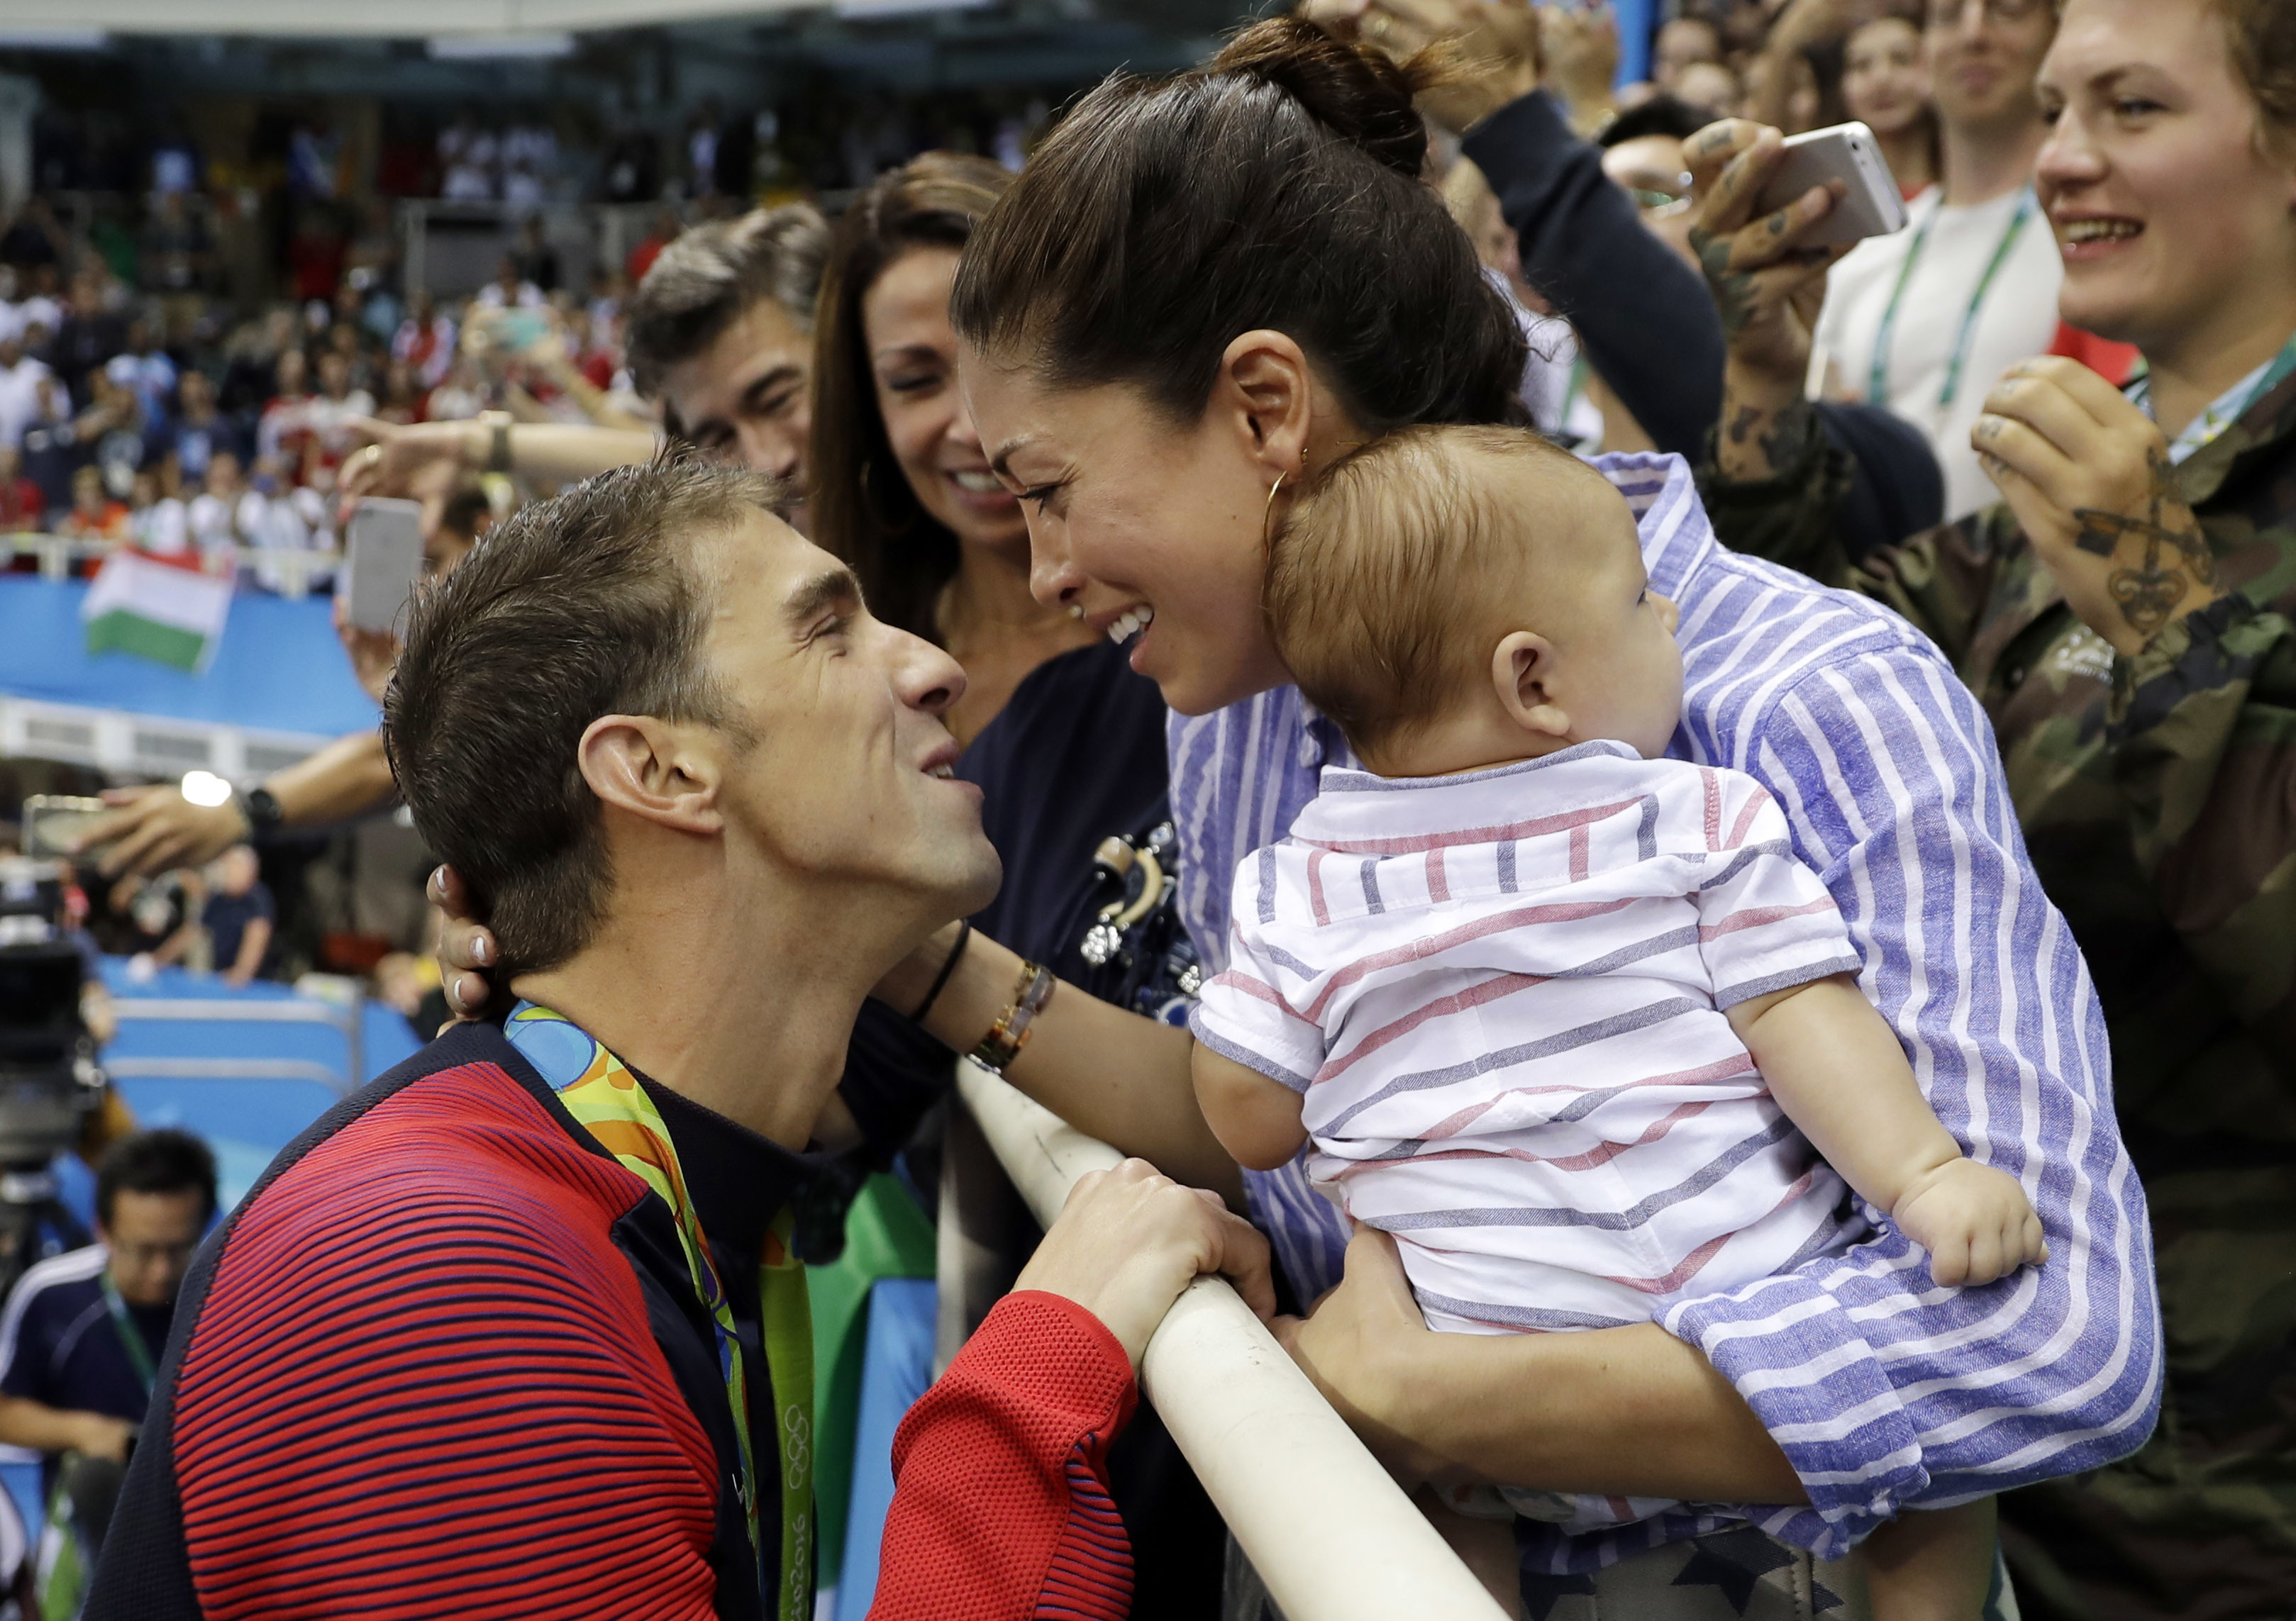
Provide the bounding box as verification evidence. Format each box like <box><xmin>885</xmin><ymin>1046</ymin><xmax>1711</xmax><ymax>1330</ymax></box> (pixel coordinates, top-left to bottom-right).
<box><xmin>910</xmin><ymin>920</ymin><xmax>972</xmax><ymax>1024</ymax></box>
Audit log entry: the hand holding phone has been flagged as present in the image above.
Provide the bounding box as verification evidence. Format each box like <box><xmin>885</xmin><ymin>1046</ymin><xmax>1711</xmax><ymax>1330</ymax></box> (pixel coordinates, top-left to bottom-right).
<box><xmin>1749</xmin><ymin>121</ymin><xmax>1907</xmax><ymax>248</ymax></box>
<box><xmin>343</xmin><ymin>498</ymin><xmax>426</xmax><ymax>636</ymax></box>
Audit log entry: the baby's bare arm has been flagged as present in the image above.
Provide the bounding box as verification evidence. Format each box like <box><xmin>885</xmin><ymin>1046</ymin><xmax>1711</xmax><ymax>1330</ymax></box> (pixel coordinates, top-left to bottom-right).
<box><xmin>1727</xmin><ymin>976</ymin><xmax>2046</xmax><ymax>1286</ymax></box>
<box><xmin>1191</xmin><ymin>1043</ymin><xmax>1311</xmax><ymax>1173</ymax></box>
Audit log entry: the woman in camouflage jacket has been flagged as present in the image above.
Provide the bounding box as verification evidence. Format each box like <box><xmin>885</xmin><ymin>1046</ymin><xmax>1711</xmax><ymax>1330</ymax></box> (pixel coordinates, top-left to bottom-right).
<box><xmin>1681</xmin><ymin>0</ymin><xmax>2296</xmax><ymax>1615</ymax></box>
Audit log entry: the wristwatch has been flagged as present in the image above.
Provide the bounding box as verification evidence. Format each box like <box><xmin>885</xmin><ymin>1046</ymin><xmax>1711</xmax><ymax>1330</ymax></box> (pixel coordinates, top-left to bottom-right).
<box><xmin>235</xmin><ymin>784</ymin><xmax>284</xmax><ymax>841</ymax></box>
<box><xmin>477</xmin><ymin>409</ymin><xmax>514</xmax><ymax>474</ymax></box>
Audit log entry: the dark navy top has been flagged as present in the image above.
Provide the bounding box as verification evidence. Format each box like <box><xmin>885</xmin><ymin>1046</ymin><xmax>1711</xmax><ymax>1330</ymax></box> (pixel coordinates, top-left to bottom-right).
<box><xmin>0</xmin><ymin>1246</ymin><xmax>170</xmax><ymax>1495</ymax></box>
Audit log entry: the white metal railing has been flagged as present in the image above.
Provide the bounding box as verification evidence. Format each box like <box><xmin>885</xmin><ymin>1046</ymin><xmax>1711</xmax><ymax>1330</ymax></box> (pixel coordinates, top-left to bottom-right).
<box><xmin>111</xmin><ymin>992</ymin><xmax>363</xmax><ymax>1097</ymax></box>
<box><xmin>4</xmin><ymin>533</ymin><xmax>341</xmax><ymax>600</ymax></box>
<box><xmin>952</xmin><ymin>1059</ymin><xmax>1511</xmax><ymax>1621</ymax></box>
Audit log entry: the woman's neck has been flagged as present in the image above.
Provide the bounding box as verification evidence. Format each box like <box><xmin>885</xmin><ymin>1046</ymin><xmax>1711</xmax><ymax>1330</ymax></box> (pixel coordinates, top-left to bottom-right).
<box><xmin>2144</xmin><ymin>296</ymin><xmax>2296</xmax><ymax>444</ymax></box>
<box><xmin>935</xmin><ymin>540</ymin><xmax>1097</xmax><ymax>747</ymax></box>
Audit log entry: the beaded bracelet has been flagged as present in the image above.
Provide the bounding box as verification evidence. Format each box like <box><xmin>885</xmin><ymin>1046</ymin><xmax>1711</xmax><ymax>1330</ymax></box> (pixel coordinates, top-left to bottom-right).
<box><xmin>972</xmin><ymin>960</ymin><xmax>1056</xmax><ymax>1073</ymax></box>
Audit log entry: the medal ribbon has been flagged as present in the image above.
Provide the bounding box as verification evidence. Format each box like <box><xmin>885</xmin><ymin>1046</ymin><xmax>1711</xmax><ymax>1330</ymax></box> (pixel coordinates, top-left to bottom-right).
<box><xmin>506</xmin><ymin>1001</ymin><xmax>813</xmax><ymax>1621</ymax></box>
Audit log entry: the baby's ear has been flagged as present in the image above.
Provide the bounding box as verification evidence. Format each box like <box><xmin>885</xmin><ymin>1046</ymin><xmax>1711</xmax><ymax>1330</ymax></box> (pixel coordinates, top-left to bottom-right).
<box><xmin>1491</xmin><ymin>632</ymin><xmax>1571</xmax><ymax>740</ymax></box>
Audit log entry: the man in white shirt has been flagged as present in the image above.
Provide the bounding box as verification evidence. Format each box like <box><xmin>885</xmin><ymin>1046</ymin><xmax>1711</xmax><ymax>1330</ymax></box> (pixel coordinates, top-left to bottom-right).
<box><xmin>1812</xmin><ymin>0</ymin><xmax>2060</xmax><ymax>520</ymax></box>
<box><xmin>0</xmin><ymin>328</ymin><xmax>53</xmax><ymax>452</ymax></box>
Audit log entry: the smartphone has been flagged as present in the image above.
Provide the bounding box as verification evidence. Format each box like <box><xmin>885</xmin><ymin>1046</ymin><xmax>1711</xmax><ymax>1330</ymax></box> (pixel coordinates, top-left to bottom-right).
<box><xmin>21</xmin><ymin>796</ymin><xmax>108</xmax><ymax>860</ymax></box>
<box><xmin>344</xmin><ymin>498</ymin><xmax>426</xmax><ymax>635</ymax></box>
<box><xmin>1751</xmin><ymin>121</ymin><xmax>1907</xmax><ymax>248</ymax></box>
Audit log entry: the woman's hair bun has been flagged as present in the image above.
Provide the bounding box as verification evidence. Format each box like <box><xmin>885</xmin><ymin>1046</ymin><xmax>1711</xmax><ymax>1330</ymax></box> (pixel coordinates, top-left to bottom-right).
<box><xmin>1209</xmin><ymin>16</ymin><xmax>1435</xmax><ymax>179</ymax></box>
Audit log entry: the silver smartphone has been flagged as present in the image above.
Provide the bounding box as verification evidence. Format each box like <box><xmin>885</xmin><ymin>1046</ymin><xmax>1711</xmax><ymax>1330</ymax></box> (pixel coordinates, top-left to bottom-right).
<box><xmin>21</xmin><ymin>796</ymin><xmax>109</xmax><ymax>860</ymax></box>
<box><xmin>1751</xmin><ymin>121</ymin><xmax>1908</xmax><ymax>248</ymax></box>
<box><xmin>344</xmin><ymin>498</ymin><xmax>427</xmax><ymax>635</ymax></box>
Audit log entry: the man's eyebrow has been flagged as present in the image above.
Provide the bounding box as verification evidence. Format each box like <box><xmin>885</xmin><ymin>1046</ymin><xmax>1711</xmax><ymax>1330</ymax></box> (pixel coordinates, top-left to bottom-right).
<box><xmin>739</xmin><ymin>364</ymin><xmax>804</xmax><ymax>411</ymax></box>
<box><xmin>784</xmin><ymin>565</ymin><xmax>862</xmax><ymax>628</ymax></box>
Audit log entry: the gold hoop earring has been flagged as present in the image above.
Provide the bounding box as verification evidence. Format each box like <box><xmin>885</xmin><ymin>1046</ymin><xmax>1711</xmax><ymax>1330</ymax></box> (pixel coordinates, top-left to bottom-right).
<box><xmin>1263</xmin><ymin>470</ymin><xmax>1287</xmax><ymax>545</ymax></box>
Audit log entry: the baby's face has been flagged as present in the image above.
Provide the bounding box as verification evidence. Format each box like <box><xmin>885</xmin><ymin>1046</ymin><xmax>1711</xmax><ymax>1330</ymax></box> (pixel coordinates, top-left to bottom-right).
<box><xmin>1504</xmin><ymin>483</ymin><xmax>1685</xmax><ymax>761</ymax></box>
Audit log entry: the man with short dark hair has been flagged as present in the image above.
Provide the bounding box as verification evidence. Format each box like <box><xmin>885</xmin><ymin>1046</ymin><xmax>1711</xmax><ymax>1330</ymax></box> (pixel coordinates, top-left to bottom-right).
<box><xmin>341</xmin><ymin>203</ymin><xmax>829</xmax><ymax>503</ymax></box>
<box><xmin>0</xmin><ymin>1130</ymin><xmax>216</xmax><ymax>1495</ymax></box>
<box><xmin>86</xmin><ymin>458</ymin><xmax>1005</xmax><ymax>1620</ymax></box>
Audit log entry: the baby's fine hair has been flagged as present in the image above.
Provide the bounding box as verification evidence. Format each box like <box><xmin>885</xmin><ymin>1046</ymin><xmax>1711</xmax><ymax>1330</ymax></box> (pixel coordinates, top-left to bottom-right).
<box><xmin>1264</xmin><ymin>423</ymin><xmax>1610</xmax><ymax>757</ymax></box>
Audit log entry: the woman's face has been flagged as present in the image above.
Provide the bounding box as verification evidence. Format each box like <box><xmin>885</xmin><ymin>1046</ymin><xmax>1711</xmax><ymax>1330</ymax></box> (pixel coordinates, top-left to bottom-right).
<box><xmin>960</xmin><ymin>352</ymin><xmax>1295</xmax><ymax>717</ymax></box>
<box><xmin>2036</xmin><ymin>0</ymin><xmax>2296</xmax><ymax>351</ymax></box>
<box><xmin>1843</xmin><ymin>18</ymin><xmax>1931</xmax><ymax>140</ymax></box>
<box><xmin>863</xmin><ymin>247</ymin><xmax>1023</xmax><ymax>558</ymax></box>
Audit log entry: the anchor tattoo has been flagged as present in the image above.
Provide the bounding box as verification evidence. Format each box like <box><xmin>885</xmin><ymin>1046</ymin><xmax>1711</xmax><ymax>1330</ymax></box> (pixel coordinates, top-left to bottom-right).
<box><xmin>2069</xmin><ymin>448</ymin><xmax>2214</xmax><ymax>638</ymax></box>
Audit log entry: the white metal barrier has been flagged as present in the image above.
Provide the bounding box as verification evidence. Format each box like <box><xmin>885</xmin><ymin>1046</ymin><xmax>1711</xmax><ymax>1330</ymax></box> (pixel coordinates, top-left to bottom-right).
<box><xmin>109</xmin><ymin>996</ymin><xmax>363</xmax><ymax>1098</ymax></box>
<box><xmin>953</xmin><ymin>1058</ymin><xmax>1511</xmax><ymax>1621</ymax></box>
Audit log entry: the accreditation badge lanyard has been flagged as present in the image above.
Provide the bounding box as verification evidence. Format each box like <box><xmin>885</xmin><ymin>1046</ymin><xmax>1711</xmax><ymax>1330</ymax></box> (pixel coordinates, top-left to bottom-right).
<box><xmin>506</xmin><ymin>1002</ymin><xmax>814</xmax><ymax>1621</ymax></box>
<box><xmin>2132</xmin><ymin>328</ymin><xmax>2296</xmax><ymax>464</ymax></box>
<box><xmin>99</xmin><ymin>1272</ymin><xmax>156</xmax><ymax>1397</ymax></box>
<box><xmin>1867</xmin><ymin>187</ymin><xmax>2039</xmax><ymax>425</ymax></box>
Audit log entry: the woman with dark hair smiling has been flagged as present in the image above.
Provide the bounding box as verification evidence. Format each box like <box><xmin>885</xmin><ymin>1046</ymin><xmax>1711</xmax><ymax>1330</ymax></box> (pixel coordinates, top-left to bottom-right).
<box><xmin>442</xmin><ymin>9</ymin><xmax>2156</xmax><ymax>1615</ymax></box>
<box><xmin>802</xmin><ymin>151</ymin><xmax>1227</xmax><ymax>1615</ymax></box>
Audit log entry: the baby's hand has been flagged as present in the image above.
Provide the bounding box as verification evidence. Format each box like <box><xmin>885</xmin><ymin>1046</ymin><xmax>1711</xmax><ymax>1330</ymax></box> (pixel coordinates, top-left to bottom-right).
<box><xmin>1892</xmin><ymin>1158</ymin><xmax>2048</xmax><ymax>1288</ymax></box>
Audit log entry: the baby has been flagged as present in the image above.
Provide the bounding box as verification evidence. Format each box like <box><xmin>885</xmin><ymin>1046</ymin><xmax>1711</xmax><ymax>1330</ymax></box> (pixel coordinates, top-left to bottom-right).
<box><xmin>1189</xmin><ymin>425</ymin><xmax>2046</xmax><ymax>1620</ymax></box>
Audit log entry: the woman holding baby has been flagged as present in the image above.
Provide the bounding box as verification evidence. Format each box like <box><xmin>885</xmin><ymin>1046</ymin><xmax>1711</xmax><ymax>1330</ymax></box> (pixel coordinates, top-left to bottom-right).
<box><xmin>440</xmin><ymin>4</ymin><xmax>2158</xmax><ymax>1616</ymax></box>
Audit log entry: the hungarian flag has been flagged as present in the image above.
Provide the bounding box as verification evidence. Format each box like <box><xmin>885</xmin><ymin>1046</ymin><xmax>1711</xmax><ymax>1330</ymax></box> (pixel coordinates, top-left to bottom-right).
<box><xmin>82</xmin><ymin>547</ymin><xmax>234</xmax><ymax>674</ymax></box>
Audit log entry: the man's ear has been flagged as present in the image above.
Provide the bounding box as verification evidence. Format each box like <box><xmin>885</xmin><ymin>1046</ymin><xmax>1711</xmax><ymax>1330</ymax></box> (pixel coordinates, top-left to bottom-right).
<box><xmin>577</xmin><ymin>715</ymin><xmax>726</xmax><ymax>836</ymax></box>
<box><xmin>1216</xmin><ymin>329</ymin><xmax>1316</xmax><ymax>484</ymax></box>
<box><xmin>1492</xmin><ymin>632</ymin><xmax>1572</xmax><ymax>740</ymax></box>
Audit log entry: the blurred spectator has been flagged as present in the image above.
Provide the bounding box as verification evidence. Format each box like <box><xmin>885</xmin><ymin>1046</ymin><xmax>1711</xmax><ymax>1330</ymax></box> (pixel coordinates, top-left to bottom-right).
<box><xmin>255</xmin><ymin>349</ymin><xmax>313</xmax><ymax>468</ymax></box>
<box><xmin>391</xmin><ymin>290</ymin><xmax>457</xmax><ymax>389</ymax></box>
<box><xmin>104</xmin><ymin>320</ymin><xmax>175</xmax><ymax>435</ymax></box>
<box><xmin>0</xmin><ymin>326</ymin><xmax>54</xmax><ymax>450</ymax></box>
<box><xmin>18</xmin><ymin>377</ymin><xmax>75</xmax><ymax>509</ymax></box>
<box><xmin>422</xmin><ymin>355</ymin><xmax>485</xmax><ymax>423</ymax></box>
<box><xmin>0</xmin><ymin>445</ymin><xmax>43</xmax><ymax>531</ymax></box>
<box><xmin>12</xmin><ymin>265</ymin><xmax>64</xmax><ymax>348</ymax></box>
<box><xmin>165</xmin><ymin>369</ymin><xmax>233</xmax><ymax>484</ymax></box>
<box><xmin>626</xmin><ymin>207</ymin><xmax>681</xmax><ymax>284</ymax></box>
<box><xmin>306</xmin><ymin>350</ymin><xmax>375</xmax><ymax>466</ymax></box>
<box><xmin>1842</xmin><ymin>4</ymin><xmax>1939</xmax><ymax>197</ymax></box>
<box><xmin>1675</xmin><ymin>57</ymin><xmax>1746</xmax><ymax>118</ymax></box>
<box><xmin>473</xmin><ymin>255</ymin><xmax>544</xmax><ymax>311</ymax></box>
<box><xmin>55</xmin><ymin>465</ymin><xmax>126</xmax><ymax>542</ymax></box>
<box><xmin>128</xmin><ymin>466</ymin><xmax>186</xmax><ymax>555</ymax></box>
<box><xmin>438</xmin><ymin>113</ymin><xmax>497</xmax><ymax>201</ymax></box>
<box><xmin>1653</xmin><ymin>14</ymin><xmax>1726</xmax><ymax>89</ymax></box>
<box><xmin>185</xmin><ymin>450</ymin><xmax>246</xmax><ymax>558</ymax></box>
<box><xmin>374</xmin><ymin>360</ymin><xmax>422</xmax><ymax>425</ymax></box>
<box><xmin>48</xmin><ymin>269</ymin><xmax>125</xmax><ymax>404</ymax></box>
<box><xmin>0</xmin><ymin>1130</ymin><xmax>218</xmax><ymax>1498</ymax></box>
<box><xmin>152</xmin><ymin>845</ymin><xmax>272</xmax><ymax>986</ymax></box>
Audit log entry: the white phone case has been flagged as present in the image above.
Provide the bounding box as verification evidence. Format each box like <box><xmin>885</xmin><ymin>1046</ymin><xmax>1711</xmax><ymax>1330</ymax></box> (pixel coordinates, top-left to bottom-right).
<box><xmin>1752</xmin><ymin>121</ymin><xmax>1909</xmax><ymax>248</ymax></box>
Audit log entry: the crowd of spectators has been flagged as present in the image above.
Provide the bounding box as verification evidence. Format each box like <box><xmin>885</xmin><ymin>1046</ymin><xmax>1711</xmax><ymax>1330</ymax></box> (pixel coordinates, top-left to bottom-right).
<box><xmin>0</xmin><ymin>215</ymin><xmax>649</xmax><ymax>584</ymax></box>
